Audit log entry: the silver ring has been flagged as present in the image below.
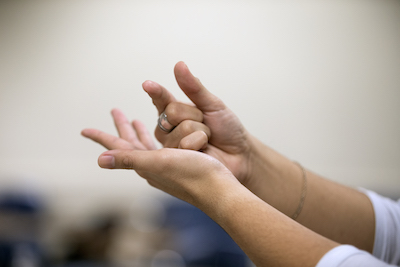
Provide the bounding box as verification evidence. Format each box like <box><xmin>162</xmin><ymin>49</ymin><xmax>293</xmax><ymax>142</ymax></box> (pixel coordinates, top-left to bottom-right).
<box><xmin>158</xmin><ymin>112</ymin><xmax>175</xmax><ymax>133</ymax></box>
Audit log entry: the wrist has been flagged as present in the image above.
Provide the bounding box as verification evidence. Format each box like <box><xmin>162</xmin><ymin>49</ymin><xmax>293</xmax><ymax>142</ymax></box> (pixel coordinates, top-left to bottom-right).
<box><xmin>193</xmin><ymin>169</ymin><xmax>246</xmax><ymax>221</ymax></box>
<box><xmin>242</xmin><ymin>134</ymin><xmax>306</xmax><ymax>217</ymax></box>
<box><xmin>199</xmin><ymin>175</ymin><xmax>337</xmax><ymax>267</ymax></box>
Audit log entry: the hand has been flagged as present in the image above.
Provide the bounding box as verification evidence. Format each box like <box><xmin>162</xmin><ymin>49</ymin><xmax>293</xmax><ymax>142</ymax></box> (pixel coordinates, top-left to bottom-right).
<box><xmin>96</xmin><ymin>148</ymin><xmax>240</xmax><ymax>208</ymax></box>
<box><xmin>143</xmin><ymin>62</ymin><xmax>253</xmax><ymax>184</ymax></box>
<box><xmin>142</xmin><ymin>80</ymin><xmax>211</xmax><ymax>151</ymax></box>
<box><xmin>81</xmin><ymin>107</ymin><xmax>239</xmax><ymax>206</ymax></box>
<box><xmin>81</xmin><ymin>108</ymin><xmax>156</xmax><ymax>151</ymax></box>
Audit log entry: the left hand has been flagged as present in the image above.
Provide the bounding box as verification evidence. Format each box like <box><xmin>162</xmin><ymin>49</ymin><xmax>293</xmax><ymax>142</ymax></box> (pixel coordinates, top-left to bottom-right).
<box><xmin>82</xmin><ymin>109</ymin><xmax>240</xmax><ymax>207</ymax></box>
<box><xmin>96</xmin><ymin>148</ymin><xmax>239</xmax><ymax>208</ymax></box>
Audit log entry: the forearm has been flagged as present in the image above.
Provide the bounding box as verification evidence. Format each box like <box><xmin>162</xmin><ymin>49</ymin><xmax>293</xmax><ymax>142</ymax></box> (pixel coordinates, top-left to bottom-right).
<box><xmin>199</xmin><ymin>180</ymin><xmax>337</xmax><ymax>267</ymax></box>
<box><xmin>245</xmin><ymin>134</ymin><xmax>375</xmax><ymax>252</ymax></box>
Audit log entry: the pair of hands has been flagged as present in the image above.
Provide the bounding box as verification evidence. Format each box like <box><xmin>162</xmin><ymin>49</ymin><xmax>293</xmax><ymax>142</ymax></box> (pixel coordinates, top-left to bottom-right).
<box><xmin>82</xmin><ymin>62</ymin><xmax>253</xmax><ymax>205</ymax></box>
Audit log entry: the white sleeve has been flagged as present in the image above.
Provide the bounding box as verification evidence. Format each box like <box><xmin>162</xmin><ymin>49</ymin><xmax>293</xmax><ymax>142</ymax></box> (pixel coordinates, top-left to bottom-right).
<box><xmin>317</xmin><ymin>190</ymin><xmax>400</xmax><ymax>267</ymax></box>
<box><xmin>316</xmin><ymin>245</ymin><xmax>396</xmax><ymax>267</ymax></box>
<box><xmin>365</xmin><ymin>190</ymin><xmax>400</xmax><ymax>265</ymax></box>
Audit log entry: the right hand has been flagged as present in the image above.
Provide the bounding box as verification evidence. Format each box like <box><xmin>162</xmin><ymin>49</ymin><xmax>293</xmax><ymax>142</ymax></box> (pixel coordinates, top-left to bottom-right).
<box><xmin>143</xmin><ymin>62</ymin><xmax>253</xmax><ymax>185</ymax></box>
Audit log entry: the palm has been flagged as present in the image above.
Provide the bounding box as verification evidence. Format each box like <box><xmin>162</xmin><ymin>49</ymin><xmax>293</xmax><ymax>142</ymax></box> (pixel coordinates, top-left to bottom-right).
<box><xmin>202</xmin><ymin>109</ymin><xmax>251</xmax><ymax>183</ymax></box>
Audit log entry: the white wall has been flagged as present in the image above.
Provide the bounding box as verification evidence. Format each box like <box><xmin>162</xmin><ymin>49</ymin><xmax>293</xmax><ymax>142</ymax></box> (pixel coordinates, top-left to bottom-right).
<box><xmin>0</xmin><ymin>0</ymin><xmax>399</xmax><ymax>225</ymax></box>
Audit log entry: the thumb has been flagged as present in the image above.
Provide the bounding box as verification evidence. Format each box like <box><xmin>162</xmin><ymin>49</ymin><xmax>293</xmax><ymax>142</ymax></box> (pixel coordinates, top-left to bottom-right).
<box><xmin>98</xmin><ymin>149</ymin><xmax>160</xmax><ymax>171</ymax></box>
<box><xmin>174</xmin><ymin>61</ymin><xmax>226</xmax><ymax>113</ymax></box>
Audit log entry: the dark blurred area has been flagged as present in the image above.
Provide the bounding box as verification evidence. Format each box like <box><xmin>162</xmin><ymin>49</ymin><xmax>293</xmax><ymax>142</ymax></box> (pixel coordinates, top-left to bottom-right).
<box><xmin>161</xmin><ymin>198</ymin><xmax>248</xmax><ymax>267</ymax></box>
<box><xmin>0</xmin><ymin>190</ymin><xmax>250</xmax><ymax>267</ymax></box>
<box><xmin>0</xmin><ymin>190</ymin><xmax>45</xmax><ymax>267</ymax></box>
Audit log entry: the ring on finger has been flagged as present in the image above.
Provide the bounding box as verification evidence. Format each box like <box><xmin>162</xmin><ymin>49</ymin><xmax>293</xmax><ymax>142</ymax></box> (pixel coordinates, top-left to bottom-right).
<box><xmin>158</xmin><ymin>111</ymin><xmax>175</xmax><ymax>133</ymax></box>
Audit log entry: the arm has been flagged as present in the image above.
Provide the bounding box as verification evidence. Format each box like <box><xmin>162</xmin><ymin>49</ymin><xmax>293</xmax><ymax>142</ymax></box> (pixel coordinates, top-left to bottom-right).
<box><xmin>97</xmin><ymin>148</ymin><xmax>338</xmax><ymax>267</ymax></box>
<box><xmin>143</xmin><ymin>62</ymin><xmax>375</xmax><ymax>252</ymax></box>
<box><xmin>247</xmin><ymin>136</ymin><xmax>375</xmax><ymax>252</ymax></box>
<box><xmin>82</xmin><ymin>111</ymin><xmax>338</xmax><ymax>266</ymax></box>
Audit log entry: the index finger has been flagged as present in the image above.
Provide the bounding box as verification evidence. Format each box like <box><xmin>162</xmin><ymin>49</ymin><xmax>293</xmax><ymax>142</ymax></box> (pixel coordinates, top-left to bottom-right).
<box><xmin>142</xmin><ymin>80</ymin><xmax>177</xmax><ymax>115</ymax></box>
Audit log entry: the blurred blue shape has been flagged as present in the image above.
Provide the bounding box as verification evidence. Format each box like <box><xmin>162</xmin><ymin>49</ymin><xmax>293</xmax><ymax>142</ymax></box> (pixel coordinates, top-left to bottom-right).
<box><xmin>163</xmin><ymin>197</ymin><xmax>248</xmax><ymax>267</ymax></box>
<box><xmin>0</xmin><ymin>191</ymin><xmax>43</xmax><ymax>213</ymax></box>
<box><xmin>0</xmin><ymin>191</ymin><xmax>45</xmax><ymax>267</ymax></box>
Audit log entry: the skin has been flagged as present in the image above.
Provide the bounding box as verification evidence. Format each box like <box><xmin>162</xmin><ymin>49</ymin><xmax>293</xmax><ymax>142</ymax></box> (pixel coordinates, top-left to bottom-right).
<box><xmin>82</xmin><ymin>61</ymin><xmax>376</xmax><ymax>265</ymax></box>
<box><xmin>82</xmin><ymin>113</ymin><xmax>337</xmax><ymax>267</ymax></box>
<box><xmin>143</xmin><ymin>62</ymin><xmax>376</xmax><ymax>252</ymax></box>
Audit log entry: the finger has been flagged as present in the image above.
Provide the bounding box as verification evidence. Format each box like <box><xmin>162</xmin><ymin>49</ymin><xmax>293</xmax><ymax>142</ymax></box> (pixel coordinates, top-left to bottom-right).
<box><xmin>81</xmin><ymin>128</ymin><xmax>133</xmax><ymax>150</ymax></box>
<box><xmin>112</xmin><ymin>108</ymin><xmax>138</xmax><ymax>143</ymax></box>
<box><xmin>154</xmin><ymin>102</ymin><xmax>204</xmax><ymax>137</ymax></box>
<box><xmin>132</xmin><ymin>120</ymin><xmax>157</xmax><ymax>150</ymax></box>
<box><xmin>156</xmin><ymin>120</ymin><xmax>211</xmax><ymax>148</ymax></box>
<box><xmin>179</xmin><ymin>131</ymin><xmax>208</xmax><ymax>151</ymax></box>
<box><xmin>142</xmin><ymin>80</ymin><xmax>177</xmax><ymax>115</ymax></box>
<box><xmin>163</xmin><ymin>102</ymin><xmax>203</xmax><ymax>126</ymax></box>
<box><xmin>98</xmin><ymin>149</ymin><xmax>165</xmax><ymax>170</ymax></box>
<box><xmin>174</xmin><ymin>61</ymin><xmax>226</xmax><ymax>113</ymax></box>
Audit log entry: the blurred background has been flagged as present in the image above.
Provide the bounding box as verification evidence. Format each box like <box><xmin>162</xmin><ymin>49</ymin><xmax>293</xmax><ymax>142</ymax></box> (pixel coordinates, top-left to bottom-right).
<box><xmin>0</xmin><ymin>0</ymin><xmax>399</xmax><ymax>266</ymax></box>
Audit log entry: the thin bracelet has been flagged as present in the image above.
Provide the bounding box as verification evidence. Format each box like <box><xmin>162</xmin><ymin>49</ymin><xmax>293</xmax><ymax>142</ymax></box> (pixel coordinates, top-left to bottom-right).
<box><xmin>291</xmin><ymin>162</ymin><xmax>308</xmax><ymax>220</ymax></box>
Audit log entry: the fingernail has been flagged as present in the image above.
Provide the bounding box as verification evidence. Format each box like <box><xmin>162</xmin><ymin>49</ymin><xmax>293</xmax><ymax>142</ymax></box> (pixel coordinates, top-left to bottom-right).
<box><xmin>98</xmin><ymin>155</ymin><xmax>115</xmax><ymax>169</ymax></box>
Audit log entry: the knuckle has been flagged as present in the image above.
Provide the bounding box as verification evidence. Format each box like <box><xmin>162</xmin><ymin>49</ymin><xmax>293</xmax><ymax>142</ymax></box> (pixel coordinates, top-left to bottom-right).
<box><xmin>122</xmin><ymin>156</ymin><xmax>134</xmax><ymax>169</ymax></box>
<box><xmin>165</xmin><ymin>102</ymin><xmax>180</xmax><ymax>124</ymax></box>
<box><xmin>179</xmin><ymin>120</ymin><xmax>195</xmax><ymax>134</ymax></box>
<box><xmin>110</xmin><ymin>136</ymin><xmax>120</xmax><ymax>145</ymax></box>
